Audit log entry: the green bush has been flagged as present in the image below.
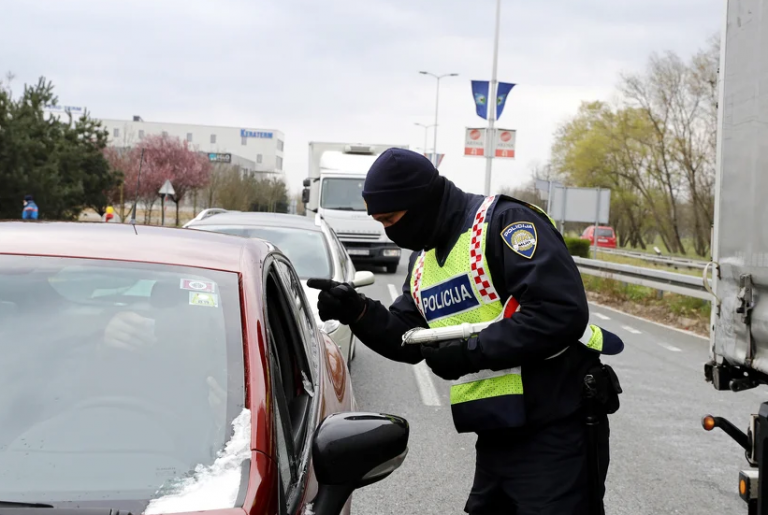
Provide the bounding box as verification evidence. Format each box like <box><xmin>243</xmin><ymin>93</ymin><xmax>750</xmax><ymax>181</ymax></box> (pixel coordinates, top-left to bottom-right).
<box><xmin>564</xmin><ymin>237</ymin><xmax>592</xmax><ymax>258</ymax></box>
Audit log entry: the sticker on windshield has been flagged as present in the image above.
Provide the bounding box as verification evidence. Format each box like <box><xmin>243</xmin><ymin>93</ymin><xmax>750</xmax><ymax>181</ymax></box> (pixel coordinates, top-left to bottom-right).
<box><xmin>189</xmin><ymin>291</ymin><xmax>219</xmax><ymax>307</ymax></box>
<box><xmin>180</xmin><ymin>278</ymin><xmax>217</xmax><ymax>293</ymax></box>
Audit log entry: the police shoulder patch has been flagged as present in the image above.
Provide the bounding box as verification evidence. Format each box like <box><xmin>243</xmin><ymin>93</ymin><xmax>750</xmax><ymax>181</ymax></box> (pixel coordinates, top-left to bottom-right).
<box><xmin>501</xmin><ymin>221</ymin><xmax>538</xmax><ymax>259</ymax></box>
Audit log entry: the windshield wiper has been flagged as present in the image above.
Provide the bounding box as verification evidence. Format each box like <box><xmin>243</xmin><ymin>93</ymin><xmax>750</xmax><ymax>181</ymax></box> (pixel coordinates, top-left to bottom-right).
<box><xmin>0</xmin><ymin>501</ymin><xmax>54</xmax><ymax>508</ymax></box>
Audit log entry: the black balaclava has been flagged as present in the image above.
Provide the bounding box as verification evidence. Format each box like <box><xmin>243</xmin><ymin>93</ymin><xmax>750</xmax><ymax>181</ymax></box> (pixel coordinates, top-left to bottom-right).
<box><xmin>362</xmin><ymin>149</ymin><xmax>446</xmax><ymax>251</ymax></box>
<box><xmin>383</xmin><ymin>177</ymin><xmax>445</xmax><ymax>251</ymax></box>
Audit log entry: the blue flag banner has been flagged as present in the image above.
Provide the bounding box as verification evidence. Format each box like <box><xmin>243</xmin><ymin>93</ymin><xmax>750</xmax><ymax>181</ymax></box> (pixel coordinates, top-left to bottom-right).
<box><xmin>471</xmin><ymin>80</ymin><xmax>490</xmax><ymax>119</ymax></box>
<box><xmin>496</xmin><ymin>82</ymin><xmax>516</xmax><ymax>120</ymax></box>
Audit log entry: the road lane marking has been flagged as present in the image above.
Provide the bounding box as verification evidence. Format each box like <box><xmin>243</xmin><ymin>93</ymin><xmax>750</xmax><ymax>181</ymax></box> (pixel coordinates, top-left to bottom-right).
<box><xmin>622</xmin><ymin>325</ymin><xmax>642</xmax><ymax>334</ymax></box>
<box><xmin>588</xmin><ymin>301</ymin><xmax>707</xmax><ymax>341</ymax></box>
<box><xmin>594</xmin><ymin>313</ymin><xmax>610</xmax><ymax>320</ymax></box>
<box><xmin>413</xmin><ymin>361</ymin><xmax>442</xmax><ymax>406</ymax></box>
<box><xmin>388</xmin><ymin>283</ymin><xmax>442</xmax><ymax>407</ymax></box>
<box><xmin>388</xmin><ymin>284</ymin><xmax>400</xmax><ymax>303</ymax></box>
<box><xmin>657</xmin><ymin>341</ymin><xmax>682</xmax><ymax>352</ymax></box>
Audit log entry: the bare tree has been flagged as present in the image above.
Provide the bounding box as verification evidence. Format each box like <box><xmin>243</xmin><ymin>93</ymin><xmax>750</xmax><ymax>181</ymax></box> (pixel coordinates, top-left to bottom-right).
<box><xmin>622</xmin><ymin>55</ymin><xmax>690</xmax><ymax>253</ymax></box>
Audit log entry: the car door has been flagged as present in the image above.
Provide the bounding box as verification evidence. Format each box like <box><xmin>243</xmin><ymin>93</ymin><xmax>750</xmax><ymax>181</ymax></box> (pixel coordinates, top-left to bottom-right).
<box><xmin>262</xmin><ymin>256</ymin><xmax>321</xmax><ymax>515</ymax></box>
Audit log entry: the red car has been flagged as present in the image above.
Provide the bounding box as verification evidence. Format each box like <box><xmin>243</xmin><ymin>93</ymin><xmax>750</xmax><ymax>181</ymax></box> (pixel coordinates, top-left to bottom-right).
<box><xmin>0</xmin><ymin>222</ymin><xmax>408</xmax><ymax>515</ymax></box>
<box><xmin>581</xmin><ymin>225</ymin><xmax>617</xmax><ymax>248</ymax></box>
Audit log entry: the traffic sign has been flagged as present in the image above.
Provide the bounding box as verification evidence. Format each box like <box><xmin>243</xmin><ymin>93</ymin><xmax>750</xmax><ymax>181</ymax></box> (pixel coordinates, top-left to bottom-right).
<box><xmin>159</xmin><ymin>180</ymin><xmax>175</xmax><ymax>196</ymax></box>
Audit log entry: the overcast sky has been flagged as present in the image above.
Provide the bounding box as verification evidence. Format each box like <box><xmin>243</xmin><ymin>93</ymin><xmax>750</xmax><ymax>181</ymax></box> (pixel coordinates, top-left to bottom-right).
<box><xmin>0</xmin><ymin>0</ymin><xmax>721</xmax><ymax>196</ymax></box>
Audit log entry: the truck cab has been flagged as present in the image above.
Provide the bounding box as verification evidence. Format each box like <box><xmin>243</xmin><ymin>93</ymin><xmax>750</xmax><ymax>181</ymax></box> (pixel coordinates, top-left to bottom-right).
<box><xmin>302</xmin><ymin>143</ymin><xmax>405</xmax><ymax>273</ymax></box>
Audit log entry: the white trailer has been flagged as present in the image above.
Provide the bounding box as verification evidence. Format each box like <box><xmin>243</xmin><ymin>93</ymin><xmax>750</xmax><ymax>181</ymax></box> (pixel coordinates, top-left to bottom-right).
<box><xmin>703</xmin><ymin>1</ymin><xmax>768</xmax><ymax>511</ymax></box>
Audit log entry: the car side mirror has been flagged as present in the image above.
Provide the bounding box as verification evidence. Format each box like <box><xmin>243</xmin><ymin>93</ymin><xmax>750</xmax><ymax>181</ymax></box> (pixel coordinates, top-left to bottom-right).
<box><xmin>309</xmin><ymin>412</ymin><xmax>409</xmax><ymax>515</ymax></box>
<box><xmin>351</xmin><ymin>271</ymin><xmax>375</xmax><ymax>288</ymax></box>
<box><xmin>302</xmin><ymin>187</ymin><xmax>310</xmax><ymax>204</ymax></box>
<box><xmin>303</xmin><ymin>178</ymin><xmax>311</xmax><ymax>188</ymax></box>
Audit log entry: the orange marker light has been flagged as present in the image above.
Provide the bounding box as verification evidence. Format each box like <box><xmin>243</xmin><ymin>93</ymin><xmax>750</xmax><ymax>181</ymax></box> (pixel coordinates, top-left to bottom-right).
<box><xmin>702</xmin><ymin>415</ymin><xmax>716</xmax><ymax>431</ymax></box>
<box><xmin>740</xmin><ymin>478</ymin><xmax>747</xmax><ymax>496</ymax></box>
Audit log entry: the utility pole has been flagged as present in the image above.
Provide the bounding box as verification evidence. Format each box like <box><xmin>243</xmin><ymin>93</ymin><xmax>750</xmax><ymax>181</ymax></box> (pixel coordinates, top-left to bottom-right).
<box><xmin>420</xmin><ymin>71</ymin><xmax>459</xmax><ymax>167</ymax></box>
<box><xmin>484</xmin><ymin>0</ymin><xmax>502</xmax><ymax>196</ymax></box>
<box><xmin>415</xmin><ymin>122</ymin><xmax>435</xmax><ymax>159</ymax></box>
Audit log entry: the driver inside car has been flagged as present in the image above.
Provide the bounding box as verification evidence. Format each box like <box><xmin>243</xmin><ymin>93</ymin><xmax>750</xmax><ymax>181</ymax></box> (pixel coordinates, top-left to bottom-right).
<box><xmin>100</xmin><ymin>280</ymin><xmax>229</xmax><ymax>429</ymax></box>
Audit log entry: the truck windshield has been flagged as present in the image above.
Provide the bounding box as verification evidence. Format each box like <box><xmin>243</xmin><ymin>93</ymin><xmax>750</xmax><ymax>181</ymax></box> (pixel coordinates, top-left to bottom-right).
<box><xmin>0</xmin><ymin>255</ymin><xmax>245</xmax><ymax>507</ymax></box>
<box><xmin>320</xmin><ymin>178</ymin><xmax>367</xmax><ymax>211</ymax></box>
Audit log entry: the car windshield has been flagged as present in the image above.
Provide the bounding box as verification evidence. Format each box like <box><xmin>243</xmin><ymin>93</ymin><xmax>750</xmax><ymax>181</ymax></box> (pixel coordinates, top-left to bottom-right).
<box><xmin>596</xmin><ymin>228</ymin><xmax>614</xmax><ymax>237</ymax></box>
<box><xmin>320</xmin><ymin>178</ymin><xmax>367</xmax><ymax>211</ymax></box>
<box><xmin>193</xmin><ymin>225</ymin><xmax>333</xmax><ymax>280</ymax></box>
<box><xmin>0</xmin><ymin>255</ymin><xmax>245</xmax><ymax>507</ymax></box>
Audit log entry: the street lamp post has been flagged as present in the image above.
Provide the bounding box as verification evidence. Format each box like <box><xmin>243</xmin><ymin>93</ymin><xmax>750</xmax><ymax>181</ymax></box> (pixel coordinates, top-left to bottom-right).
<box><xmin>419</xmin><ymin>71</ymin><xmax>459</xmax><ymax>168</ymax></box>
<box><xmin>483</xmin><ymin>0</ymin><xmax>502</xmax><ymax>195</ymax></box>
<box><xmin>414</xmin><ymin>122</ymin><xmax>435</xmax><ymax>159</ymax></box>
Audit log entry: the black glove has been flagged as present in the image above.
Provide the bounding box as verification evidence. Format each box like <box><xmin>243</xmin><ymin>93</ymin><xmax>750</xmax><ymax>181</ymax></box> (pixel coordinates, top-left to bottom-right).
<box><xmin>420</xmin><ymin>338</ymin><xmax>480</xmax><ymax>381</ymax></box>
<box><xmin>306</xmin><ymin>278</ymin><xmax>366</xmax><ymax>325</ymax></box>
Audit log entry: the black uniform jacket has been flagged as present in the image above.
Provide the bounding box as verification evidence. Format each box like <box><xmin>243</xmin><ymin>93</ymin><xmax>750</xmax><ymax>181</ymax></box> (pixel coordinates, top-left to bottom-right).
<box><xmin>349</xmin><ymin>180</ymin><xmax>601</xmax><ymax>443</ymax></box>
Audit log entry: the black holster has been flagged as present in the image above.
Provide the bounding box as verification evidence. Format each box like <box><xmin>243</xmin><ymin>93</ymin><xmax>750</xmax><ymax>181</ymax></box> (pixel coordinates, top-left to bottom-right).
<box><xmin>583</xmin><ymin>364</ymin><xmax>622</xmax><ymax>515</ymax></box>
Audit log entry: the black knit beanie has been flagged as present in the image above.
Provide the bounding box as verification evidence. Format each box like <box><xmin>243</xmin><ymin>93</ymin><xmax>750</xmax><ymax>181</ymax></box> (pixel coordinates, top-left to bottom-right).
<box><xmin>362</xmin><ymin>149</ymin><xmax>439</xmax><ymax>215</ymax></box>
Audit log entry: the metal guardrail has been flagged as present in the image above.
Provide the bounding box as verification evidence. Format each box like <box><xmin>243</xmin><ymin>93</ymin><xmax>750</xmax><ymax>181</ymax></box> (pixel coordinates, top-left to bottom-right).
<box><xmin>573</xmin><ymin>256</ymin><xmax>713</xmax><ymax>301</ymax></box>
<box><xmin>597</xmin><ymin>247</ymin><xmax>708</xmax><ymax>270</ymax></box>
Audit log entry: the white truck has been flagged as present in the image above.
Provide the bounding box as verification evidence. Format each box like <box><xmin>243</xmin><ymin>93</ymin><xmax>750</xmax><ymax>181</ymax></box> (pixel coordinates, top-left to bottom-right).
<box><xmin>702</xmin><ymin>1</ymin><xmax>768</xmax><ymax>512</ymax></box>
<box><xmin>301</xmin><ymin>142</ymin><xmax>406</xmax><ymax>273</ymax></box>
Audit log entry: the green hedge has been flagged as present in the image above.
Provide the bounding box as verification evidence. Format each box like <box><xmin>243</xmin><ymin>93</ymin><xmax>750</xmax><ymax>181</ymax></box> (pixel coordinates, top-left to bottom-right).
<box><xmin>564</xmin><ymin>237</ymin><xmax>592</xmax><ymax>258</ymax></box>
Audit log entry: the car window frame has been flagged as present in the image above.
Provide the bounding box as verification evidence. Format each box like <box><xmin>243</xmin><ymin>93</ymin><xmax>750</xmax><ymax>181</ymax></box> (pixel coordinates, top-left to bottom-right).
<box><xmin>273</xmin><ymin>255</ymin><xmax>321</xmax><ymax>385</ymax></box>
<box><xmin>324</xmin><ymin>224</ymin><xmax>350</xmax><ymax>281</ymax></box>
<box><xmin>262</xmin><ymin>254</ymin><xmax>321</xmax><ymax>514</ymax></box>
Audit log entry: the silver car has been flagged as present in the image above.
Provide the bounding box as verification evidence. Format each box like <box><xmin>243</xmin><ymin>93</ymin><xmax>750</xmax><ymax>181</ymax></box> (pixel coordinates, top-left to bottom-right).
<box><xmin>184</xmin><ymin>210</ymin><xmax>373</xmax><ymax>365</ymax></box>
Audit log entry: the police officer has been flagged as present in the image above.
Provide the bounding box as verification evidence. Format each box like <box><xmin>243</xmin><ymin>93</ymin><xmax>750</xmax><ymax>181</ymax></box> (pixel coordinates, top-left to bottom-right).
<box><xmin>307</xmin><ymin>149</ymin><xmax>623</xmax><ymax>514</ymax></box>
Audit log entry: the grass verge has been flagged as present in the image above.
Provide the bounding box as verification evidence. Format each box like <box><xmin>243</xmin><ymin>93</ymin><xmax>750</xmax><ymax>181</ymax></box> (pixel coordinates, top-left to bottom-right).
<box><xmin>581</xmin><ymin>275</ymin><xmax>710</xmax><ymax>336</ymax></box>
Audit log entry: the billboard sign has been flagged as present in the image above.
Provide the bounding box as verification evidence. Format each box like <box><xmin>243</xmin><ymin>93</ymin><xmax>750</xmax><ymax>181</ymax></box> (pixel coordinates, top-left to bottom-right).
<box><xmin>464</xmin><ymin>128</ymin><xmax>486</xmax><ymax>157</ymax></box>
<box><xmin>494</xmin><ymin>129</ymin><xmax>516</xmax><ymax>158</ymax></box>
<box><xmin>207</xmin><ymin>153</ymin><xmax>232</xmax><ymax>163</ymax></box>
<box><xmin>550</xmin><ymin>186</ymin><xmax>611</xmax><ymax>224</ymax></box>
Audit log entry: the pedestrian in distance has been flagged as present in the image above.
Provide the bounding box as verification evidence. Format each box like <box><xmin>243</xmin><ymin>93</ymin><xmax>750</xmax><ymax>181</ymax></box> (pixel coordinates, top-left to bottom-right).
<box><xmin>307</xmin><ymin>148</ymin><xmax>624</xmax><ymax>515</ymax></box>
<box><xmin>103</xmin><ymin>206</ymin><xmax>119</xmax><ymax>223</ymax></box>
<box><xmin>22</xmin><ymin>195</ymin><xmax>38</xmax><ymax>220</ymax></box>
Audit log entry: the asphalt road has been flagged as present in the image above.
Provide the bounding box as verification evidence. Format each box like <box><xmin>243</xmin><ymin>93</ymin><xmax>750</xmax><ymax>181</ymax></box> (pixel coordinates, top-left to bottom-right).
<box><xmin>350</xmin><ymin>254</ymin><xmax>766</xmax><ymax>515</ymax></box>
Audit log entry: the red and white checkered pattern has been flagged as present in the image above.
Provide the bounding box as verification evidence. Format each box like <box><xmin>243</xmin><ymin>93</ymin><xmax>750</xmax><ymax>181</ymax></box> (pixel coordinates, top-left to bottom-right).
<box><xmin>469</xmin><ymin>196</ymin><xmax>499</xmax><ymax>304</ymax></box>
<box><xmin>411</xmin><ymin>196</ymin><xmax>499</xmax><ymax>318</ymax></box>
<box><xmin>411</xmin><ymin>251</ymin><xmax>427</xmax><ymax>319</ymax></box>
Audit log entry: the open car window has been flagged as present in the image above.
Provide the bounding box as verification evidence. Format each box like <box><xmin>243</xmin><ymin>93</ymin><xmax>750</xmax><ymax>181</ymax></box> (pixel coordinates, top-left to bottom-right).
<box><xmin>263</xmin><ymin>257</ymin><xmax>319</xmax><ymax>513</ymax></box>
<box><xmin>0</xmin><ymin>255</ymin><xmax>246</xmax><ymax>508</ymax></box>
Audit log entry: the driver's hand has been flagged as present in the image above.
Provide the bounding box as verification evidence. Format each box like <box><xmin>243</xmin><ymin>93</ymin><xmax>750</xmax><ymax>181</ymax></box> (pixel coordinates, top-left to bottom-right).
<box><xmin>104</xmin><ymin>311</ymin><xmax>157</xmax><ymax>351</ymax></box>
<box><xmin>207</xmin><ymin>376</ymin><xmax>227</xmax><ymax>425</ymax></box>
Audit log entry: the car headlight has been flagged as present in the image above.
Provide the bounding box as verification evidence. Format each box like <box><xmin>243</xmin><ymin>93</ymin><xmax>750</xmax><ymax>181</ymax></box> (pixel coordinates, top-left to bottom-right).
<box><xmin>382</xmin><ymin>249</ymin><xmax>401</xmax><ymax>257</ymax></box>
<box><xmin>321</xmin><ymin>319</ymin><xmax>340</xmax><ymax>334</ymax></box>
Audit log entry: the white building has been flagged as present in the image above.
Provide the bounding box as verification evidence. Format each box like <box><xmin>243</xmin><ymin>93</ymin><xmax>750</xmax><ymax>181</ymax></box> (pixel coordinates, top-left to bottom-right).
<box><xmin>99</xmin><ymin>116</ymin><xmax>285</xmax><ymax>176</ymax></box>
